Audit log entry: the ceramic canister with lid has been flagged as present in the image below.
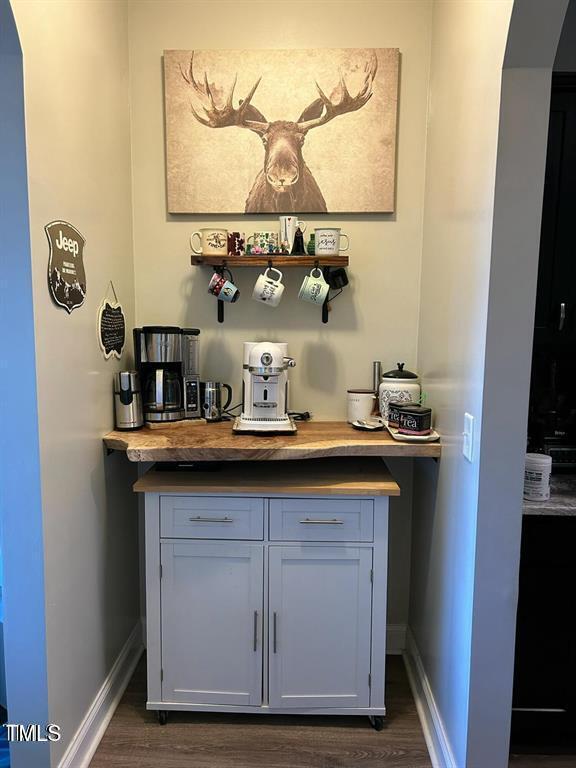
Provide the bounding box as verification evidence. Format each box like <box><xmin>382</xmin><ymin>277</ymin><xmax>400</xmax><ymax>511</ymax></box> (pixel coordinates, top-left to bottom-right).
<box><xmin>378</xmin><ymin>363</ymin><xmax>421</xmax><ymax>423</ymax></box>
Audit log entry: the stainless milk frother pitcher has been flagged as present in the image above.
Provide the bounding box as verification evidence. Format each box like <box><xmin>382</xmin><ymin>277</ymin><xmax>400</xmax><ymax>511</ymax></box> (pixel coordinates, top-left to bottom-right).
<box><xmin>201</xmin><ymin>381</ymin><xmax>233</xmax><ymax>422</ymax></box>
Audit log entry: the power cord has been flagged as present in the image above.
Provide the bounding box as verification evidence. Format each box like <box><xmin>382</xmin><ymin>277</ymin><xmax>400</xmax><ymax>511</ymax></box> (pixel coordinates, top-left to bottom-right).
<box><xmin>288</xmin><ymin>410</ymin><xmax>312</xmax><ymax>421</ymax></box>
<box><xmin>223</xmin><ymin>402</ymin><xmax>242</xmax><ymax>418</ymax></box>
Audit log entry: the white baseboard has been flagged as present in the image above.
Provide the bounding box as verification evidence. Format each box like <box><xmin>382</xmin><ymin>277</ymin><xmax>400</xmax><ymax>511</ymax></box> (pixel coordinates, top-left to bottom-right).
<box><xmin>58</xmin><ymin>622</ymin><xmax>144</xmax><ymax>768</ymax></box>
<box><xmin>403</xmin><ymin>628</ymin><xmax>457</xmax><ymax>768</ymax></box>
<box><xmin>386</xmin><ymin>623</ymin><xmax>407</xmax><ymax>655</ymax></box>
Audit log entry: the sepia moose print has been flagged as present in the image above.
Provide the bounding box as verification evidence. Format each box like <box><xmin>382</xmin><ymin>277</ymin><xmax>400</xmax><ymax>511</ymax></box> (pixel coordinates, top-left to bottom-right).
<box><xmin>164</xmin><ymin>49</ymin><xmax>399</xmax><ymax>214</ymax></box>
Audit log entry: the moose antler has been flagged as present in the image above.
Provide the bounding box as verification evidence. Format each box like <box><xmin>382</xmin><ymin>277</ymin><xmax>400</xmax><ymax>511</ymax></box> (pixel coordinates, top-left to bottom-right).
<box><xmin>298</xmin><ymin>51</ymin><xmax>378</xmax><ymax>132</ymax></box>
<box><xmin>180</xmin><ymin>52</ymin><xmax>268</xmax><ymax>133</ymax></box>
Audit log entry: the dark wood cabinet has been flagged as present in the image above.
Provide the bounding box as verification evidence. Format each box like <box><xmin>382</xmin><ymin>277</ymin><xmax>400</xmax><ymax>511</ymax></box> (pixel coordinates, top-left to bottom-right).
<box><xmin>511</xmin><ymin>515</ymin><xmax>576</xmax><ymax>749</ymax></box>
<box><xmin>534</xmin><ymin>75</ymin><xmax>576</xmax><ymax>347</ymax></box>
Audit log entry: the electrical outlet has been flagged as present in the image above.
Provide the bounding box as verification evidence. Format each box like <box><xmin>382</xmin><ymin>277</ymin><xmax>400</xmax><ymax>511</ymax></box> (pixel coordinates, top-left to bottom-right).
<box><xmin>463</xmin><ymin>412</ymin><xmax>474</xmax><ymax>462</ymax></box>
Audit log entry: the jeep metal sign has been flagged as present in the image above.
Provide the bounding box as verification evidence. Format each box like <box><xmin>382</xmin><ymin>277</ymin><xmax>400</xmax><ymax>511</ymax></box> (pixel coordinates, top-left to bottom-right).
<box><xmin>45</xmin><ymin>221</ymin><xmax>86</xmax><ymax>313</ymax></box>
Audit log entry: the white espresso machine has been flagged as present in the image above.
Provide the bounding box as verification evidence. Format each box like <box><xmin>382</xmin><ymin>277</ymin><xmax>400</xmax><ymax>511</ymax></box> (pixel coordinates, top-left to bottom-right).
<box><xmin>234</xmin><ymin>341</ymin><xmax>297</xmax><ymax>434</ymax></box>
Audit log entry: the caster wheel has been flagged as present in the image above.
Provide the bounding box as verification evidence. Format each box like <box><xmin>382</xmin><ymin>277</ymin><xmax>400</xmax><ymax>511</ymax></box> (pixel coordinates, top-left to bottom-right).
<box><xmin>369</xmin><ymin>716</ymin><xmax>385</xmax><ymax>731</ymax></box>
<box><xmin>157</xmin><ymin>710</ymin><xmax>168</xmax><ymax>725</ymax></box>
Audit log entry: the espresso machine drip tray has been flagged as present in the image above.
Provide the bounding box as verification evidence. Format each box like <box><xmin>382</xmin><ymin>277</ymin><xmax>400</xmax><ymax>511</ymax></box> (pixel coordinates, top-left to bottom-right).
<box><xmin>233</xmin><ymin>416</ymin><xmax>297</xmax><ymax>435</ymax></box>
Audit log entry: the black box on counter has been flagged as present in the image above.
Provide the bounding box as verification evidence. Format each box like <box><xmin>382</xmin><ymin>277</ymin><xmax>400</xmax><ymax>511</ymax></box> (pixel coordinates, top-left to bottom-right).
<box><xmin>397</xmin><ymin>405</ymin><xmax>432</xmax><ymax>436</ymax></box>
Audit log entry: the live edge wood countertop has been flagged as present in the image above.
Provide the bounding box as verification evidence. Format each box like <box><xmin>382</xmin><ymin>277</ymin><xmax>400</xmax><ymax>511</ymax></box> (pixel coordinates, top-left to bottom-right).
<box><xmin>133</xmin><ymin>457</ymin><xmax>400</xmax><ymax>497</ymax></box>
<box><xmin>104</xmin><ymin>420</ymin><xmax>441</xmax><ymax>462</ymax></box>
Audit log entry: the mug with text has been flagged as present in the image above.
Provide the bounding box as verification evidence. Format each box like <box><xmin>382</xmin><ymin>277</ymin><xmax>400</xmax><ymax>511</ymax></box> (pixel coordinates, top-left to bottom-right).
<box><xmin>298</xmin><ymin>267</ymin><xmax>329</xmax><ymax>305</ymax></box>
<box><xmin>191</xmin><ymin>228</ymin><xmax>228</xmax><ymax>256</ymax></box>
<box><xmin>314</xmin><ymin>227</ymin><xmax>350</xmax><ymax>256</ymax></box>
<box><xmin>252</xmin><ymin>268</ymin><xmax>285</xmax><ymax>307</ymax></box>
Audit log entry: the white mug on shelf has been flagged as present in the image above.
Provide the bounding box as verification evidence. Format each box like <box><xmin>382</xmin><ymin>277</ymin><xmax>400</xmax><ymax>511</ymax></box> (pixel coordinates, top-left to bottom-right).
<box><xmin>190</xmin><ymin>228</ymin><xmax>228</xmax><ymax>256</ymax></box>
<box><xmin>252</xmin><ymin>268</ymin><xmax>285</xmax><ymax>307</ymax></box>
<box><xmin>315</xmin><ymin>227</ymin><xmax>350</xmax><ymax>256</ymax></box>
<box><xmin>347</xmin><ymin>389</ymin><xmax>376</xmax><ymax>423</ymax></box>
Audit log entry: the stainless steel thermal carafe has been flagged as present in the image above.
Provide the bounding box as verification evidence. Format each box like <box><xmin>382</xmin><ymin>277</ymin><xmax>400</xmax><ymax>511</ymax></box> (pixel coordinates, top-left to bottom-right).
<box><xmin>114</xmin><ymin>371</ymin><xmax>144</xmax><ymax>430</ymax></box>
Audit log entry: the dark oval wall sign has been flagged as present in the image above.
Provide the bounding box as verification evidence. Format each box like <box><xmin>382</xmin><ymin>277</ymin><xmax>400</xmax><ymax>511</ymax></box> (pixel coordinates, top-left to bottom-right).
<box><xmin>98</xmin><ymin>300</ymin><xmax>126</xmax><ymax>359</ymax></box>
<box><xmin>45</xmin><ymin>221</ymin><xmax>86</xmax><ymax>313</ymax></box>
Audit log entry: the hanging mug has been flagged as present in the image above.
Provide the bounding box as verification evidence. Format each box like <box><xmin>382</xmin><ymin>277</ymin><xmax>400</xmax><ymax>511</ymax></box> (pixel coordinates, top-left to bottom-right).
<box><xmin>298</xmin><ymin>267</ymin><xmax>329</xmax><ymax>305</ymax></box>
<box><xmin>314</xmin><ymin>227</ymin><xmax>350</xmax><ymax>256</ymax></box>
<box><xmin>252</xmin><ymin>268</ymin><xmax>285</xmax><ymax>307</ymax></box>
<box><xmin>208</xmin><ymin>271</ymin><xmax>240</xmax><ymax>303</ymax></box>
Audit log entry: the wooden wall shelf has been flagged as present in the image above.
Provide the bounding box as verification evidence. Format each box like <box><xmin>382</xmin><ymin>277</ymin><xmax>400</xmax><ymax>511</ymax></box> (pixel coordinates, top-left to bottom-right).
<box><xmin>191</xmin><ymin>255</ymin><xmax>349</xmax><ymax>268</ymax></box>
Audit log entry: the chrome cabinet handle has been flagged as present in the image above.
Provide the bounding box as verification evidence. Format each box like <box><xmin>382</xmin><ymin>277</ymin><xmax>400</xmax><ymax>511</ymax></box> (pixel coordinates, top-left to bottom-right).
<box><xmin>559</xmin><ymin>302</ymin><xmax>566</xmax><ymax>331</ymax></box>
<box><xmin>188</xmin><ymin>516</ymin><xmax>234</xmax><ymax>523</ymax></box>
<box><xmin>273</xmin><ymin>612</ymin><xmax>278</xmax><ymax>653</ymax></box>
<box><xmin>298</xmin><ymin>518</ymin><xmax>344</xmax><ymax>525</ymax></box>
<box><xmin>253</xmin><ymin>611</ymin><xmax>258</xmax><ymax>652</ymax></box>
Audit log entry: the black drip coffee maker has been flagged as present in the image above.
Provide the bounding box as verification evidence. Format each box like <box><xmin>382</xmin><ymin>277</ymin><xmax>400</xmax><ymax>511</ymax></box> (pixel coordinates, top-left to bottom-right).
<box><xmin>134</xmin><ymin>326</ymin><xmax>200</xmax><ymax>423</ymax></box>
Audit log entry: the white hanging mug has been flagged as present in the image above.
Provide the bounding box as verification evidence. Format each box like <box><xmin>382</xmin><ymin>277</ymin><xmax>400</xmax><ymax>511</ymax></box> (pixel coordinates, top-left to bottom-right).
<box><xmin>314</xmin><ymin>227</ymin><xmax>350</xmax><ymax>256</ymax></box>
<box><xmin>252</xmin><ymin>268</ymin><xmax>285</xmax><ymax>307</ymax></box>
<box><xmin>298</xmin><ymin>267</ymin><xmax>329</xmax><ymax>305</ymax></box>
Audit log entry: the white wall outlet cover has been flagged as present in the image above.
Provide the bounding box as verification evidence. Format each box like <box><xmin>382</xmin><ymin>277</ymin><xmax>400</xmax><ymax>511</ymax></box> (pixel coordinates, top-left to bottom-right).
<box><xmin>463</xmin><ymin>412</ymin><xmax>474</xmax><ymax>462</ymax></box>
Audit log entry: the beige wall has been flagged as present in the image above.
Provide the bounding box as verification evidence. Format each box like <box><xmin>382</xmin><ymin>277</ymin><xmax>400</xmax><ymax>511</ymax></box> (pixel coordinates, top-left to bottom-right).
<box><xmin>410</xmin><ymin>1</ymin><xmax>513</xmax><ymax>767</ymax></box>
<box><xmin>10</xmin><ymin>1</ymin><xmax>139</xmax><ymax>764</ymax></box>
<box><xmin>128</xmin><ymin>0</ymin><xmax>432</xmax><ymax>420</ymax></box>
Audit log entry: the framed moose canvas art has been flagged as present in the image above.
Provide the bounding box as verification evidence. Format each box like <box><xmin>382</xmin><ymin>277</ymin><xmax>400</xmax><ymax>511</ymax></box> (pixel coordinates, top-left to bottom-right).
<box><xmin>164</xmin><ymin>48</ymin><xmax>399</xmax><ymax>214</ymax></box>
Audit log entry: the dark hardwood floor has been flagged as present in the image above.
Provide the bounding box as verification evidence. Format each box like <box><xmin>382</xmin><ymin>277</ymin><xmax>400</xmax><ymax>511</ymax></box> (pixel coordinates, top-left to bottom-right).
<box><xmin>89</xmin><ymin>652</ymin><xmax>575</xmax><ymax>768</ymax></box>
<box><xmin>90</xmin><ymin>654</ymin><xmax>432</xmax><ymax>768</ymax></box>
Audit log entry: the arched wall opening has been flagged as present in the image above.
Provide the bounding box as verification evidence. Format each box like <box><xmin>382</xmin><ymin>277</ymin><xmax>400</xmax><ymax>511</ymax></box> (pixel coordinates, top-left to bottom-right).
<box><xmin>0</xmin><ymin>1</ymin><xmax>50</xmax><ymax>767</ymax></box>
<box><xmin>470</xmin><ymin>0</ymin><xmax>569</xmax><ymax>766</ymax></box>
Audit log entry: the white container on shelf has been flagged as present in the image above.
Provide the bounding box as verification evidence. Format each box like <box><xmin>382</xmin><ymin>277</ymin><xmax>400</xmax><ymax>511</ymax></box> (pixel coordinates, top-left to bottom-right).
<box><xmin>347</xmin><ymin>389</ymin><xmax>376</xmax><ymax>424</ymax></box>
<box><xmin>523</xmin><ymin>453</ymin><xmax>552</xmax><ymax>501</ymax></box>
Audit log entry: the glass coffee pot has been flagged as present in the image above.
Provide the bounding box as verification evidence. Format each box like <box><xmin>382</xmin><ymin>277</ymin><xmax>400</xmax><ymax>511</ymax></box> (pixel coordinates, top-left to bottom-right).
<box><xmin>144</xmin><ymin>369</ymin><xmax>183</xmax><ymax>422</ymax></box>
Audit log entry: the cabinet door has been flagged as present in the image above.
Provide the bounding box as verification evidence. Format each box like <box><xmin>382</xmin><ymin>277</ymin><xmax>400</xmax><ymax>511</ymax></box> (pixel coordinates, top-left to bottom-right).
<box><xmin>161</xmin><ymin>541</ymin><xmax>263</xmax><ymax>706</ymax></box>
<box><xmin>534</xmin><ymin>85</ymin><xmax>576</xmax><ymax>343</ymax></box>
<box><xmin>268</xmin><ymin>546</ymin><xmax>373</xmax><ymax>709</ymax></box>
<box><xmin>512</xmin><ymin>516</ymin><xmax>576</xmax><ymax>741</ymax></box>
